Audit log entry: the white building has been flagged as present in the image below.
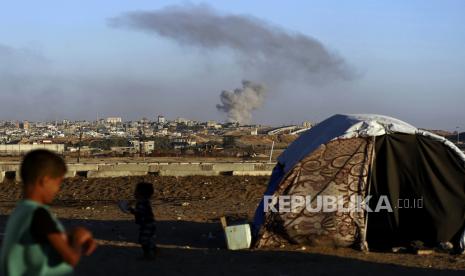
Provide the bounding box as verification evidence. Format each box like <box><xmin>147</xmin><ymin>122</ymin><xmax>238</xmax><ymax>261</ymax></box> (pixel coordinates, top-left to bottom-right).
<box><xmin>302</xmin><ymin>121</ymin><xmax>313</xmax><ymax>128</ymax></box>
<box><xmin>106</xmin><ymin>117</ymin><xmax>122</xmax><ymax>124</ymax></box>
<box><xmin>175</xmin><ymin>117</ymin><xmax>189</xmax><ymax>124</ymax></box>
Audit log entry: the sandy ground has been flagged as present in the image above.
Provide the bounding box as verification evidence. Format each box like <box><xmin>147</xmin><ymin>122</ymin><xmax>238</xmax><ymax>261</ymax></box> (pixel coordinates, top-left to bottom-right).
<box><xmin>1</xmin><ymin>176</ymin><xmax>465</xmax><ymax>275</ymax></box>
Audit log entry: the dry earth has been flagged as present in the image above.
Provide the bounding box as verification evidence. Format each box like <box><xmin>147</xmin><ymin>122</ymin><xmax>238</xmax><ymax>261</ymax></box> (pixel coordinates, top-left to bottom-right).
<box><xmin>1</xmin><ymin>176</ymin><xmax>464</xmax><ymax>275</ymax></box>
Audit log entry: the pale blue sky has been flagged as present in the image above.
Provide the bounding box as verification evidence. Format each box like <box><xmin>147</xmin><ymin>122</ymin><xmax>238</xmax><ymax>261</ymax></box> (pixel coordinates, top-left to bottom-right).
<box><xmin>0</xmin><ymin>0</ymin><xmax>464</xmax><ymax>129</ymax></box>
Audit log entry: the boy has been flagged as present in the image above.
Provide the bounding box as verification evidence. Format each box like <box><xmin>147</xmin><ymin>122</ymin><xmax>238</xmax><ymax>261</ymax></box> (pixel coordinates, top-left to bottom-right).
<box><xmin>119</xmin><ymin>182</ymin><xmax>157</xmax><ymax>260</ymax></box>
<box><xmin>0</xmin><ymin>150</ymin><xmax>97</xmax><ymax>276</ymax></box>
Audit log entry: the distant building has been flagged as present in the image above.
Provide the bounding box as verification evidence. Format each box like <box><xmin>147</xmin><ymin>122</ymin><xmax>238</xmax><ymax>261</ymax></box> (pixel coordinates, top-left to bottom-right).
<box><xmin>106</xmin><ymin>117</ymin><xmax>122</xmax><ymax>124</ymax></box>
<box><xmin>130</xmin><ymin>140</ymin><xmax>155</xmax><ymax>154</ymax></box>
<box><xmin>207</xmin><ymin>120</ymin><xmax>222</xmax><ymax>129</ymax></box>
<box><xmin>140</xmin><ymin>117</ymin><xmax>149</xmax><ymax>125</ymax></box>
<box><xmin>156</xmin><ymin>128</ymin><xmax>168</xmax><ymax>136</ymax></box>
<box><xmin>18</xmin><ymin>121</ymin><xmax>29</xmax><ymax>130</ymax></box>
<box><xmin>302</xmin><ymin>121</ymin><xmax>313</xmax><ymax>128</ymax></box>
<box><xmin>143</xmin><ymin>129</ymin><xmax>154</xmax><ymax>137</ymax></box>
<box><xmin>22</xmin><ymin>121</ymin><xmax>30</xmax><ymax>131</ymax></box>
<box><xmin>157</xmin><ymin>115</ymin><xmax>166</xmax><ymax>124</ymax></box>
<box><xmin>171</xmin><ymin>137</ymin><xmax>196</xmax><ymax>149</ymax></box>
<box><xmin>185</xmin><ymin>120</ymin><xmax>195</xmax><ymax>127</ymax></box>
<box><xmin>175</xmin><ymin>117</ymin><xmax>189</xmax><ymax>124</ymax></box>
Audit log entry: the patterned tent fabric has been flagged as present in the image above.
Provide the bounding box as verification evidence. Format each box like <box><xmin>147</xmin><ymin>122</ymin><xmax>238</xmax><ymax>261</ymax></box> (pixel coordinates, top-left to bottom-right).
<box><xmin>256</xmin><ymin>137</ymin><xmax>374</xmax><ymax>248</ymax></box>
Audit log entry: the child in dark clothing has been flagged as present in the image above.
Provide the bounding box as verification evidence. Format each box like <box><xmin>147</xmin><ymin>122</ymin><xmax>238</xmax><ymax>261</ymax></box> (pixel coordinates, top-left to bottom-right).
<box><xmin>119</xmin><ymin>182</ymin><xmax>157</xmax><ymax>259</ymax></box>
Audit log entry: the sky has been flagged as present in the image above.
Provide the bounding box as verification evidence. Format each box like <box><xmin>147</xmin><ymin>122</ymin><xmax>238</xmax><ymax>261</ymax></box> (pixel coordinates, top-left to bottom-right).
<box><xmin>0</xmin><ymin>0</ymin><xmax>464</xmax><ymax>129</ymax></box>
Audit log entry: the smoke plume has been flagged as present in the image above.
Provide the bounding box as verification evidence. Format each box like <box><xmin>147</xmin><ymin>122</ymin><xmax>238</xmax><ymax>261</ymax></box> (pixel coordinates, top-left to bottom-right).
<box><xmin>216</xmin><ymin>81</ymin><xmax>265</xmax><ymax>124</ymax></box>
<box><xmin>109</xmin><ymin>4</ymin><xmax>353</xmax><ymax>123</ymax></box>
<box><xmin>108</xmin><ymin>4</ymin><xmax>352</xmax><ymax>84</ymax></box>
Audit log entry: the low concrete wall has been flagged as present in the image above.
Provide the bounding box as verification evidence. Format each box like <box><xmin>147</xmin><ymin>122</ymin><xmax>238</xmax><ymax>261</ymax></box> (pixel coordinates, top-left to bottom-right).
<box><xmin>97</xmin><ymin>163</ymin><xmax>150</xmax><ymax>172</ymax></box>
<box><xmin>254</xmin><ymin>163</ymin><xmax>276</xmax><ymax>171</ymax></box>
<box><xmin>87</xmin><ymin>171</ymin><xmax>148</xmax><ymax>178</ymax></box>
<box><xmin>232</xmin><ymin>171</ymin><xmax>273</xmax><ymax>176</ymax></box>
<box><xmin>65</xmin><ymin>171</ymin><xmax>77</xmax><ymax>178</ymax></box>
<box><xmin>158</xmin><ymin>170</ymin><xmax>220</xmax><ymax>177</ymax></box>
<box><xmin>67</xmin><ymin>164</ymin><xmax>99</xmax><ymax>172</ymax></box>
<box><xmin>0</xmin><ymin>161</ymin><xmax>275</xmax><ymax>181</ymax></box>
<box><xmin>0</xmin><ymin>164</ymin><xmax>20</xmax><ymax>172</ymax></box>
<box><xmin>0</xmin><ymin>144</ymin><xmax>65</xmax><ymax>156</ymax></box>
<box><xmin>157</xmin><ymin>163</ymin><xmax>204</xmax><ymax>172</ymax></box>
<box><xmin>212</xmin><ymin>163</ymin><xmax>256</xmax><ymax>171</ymax></box>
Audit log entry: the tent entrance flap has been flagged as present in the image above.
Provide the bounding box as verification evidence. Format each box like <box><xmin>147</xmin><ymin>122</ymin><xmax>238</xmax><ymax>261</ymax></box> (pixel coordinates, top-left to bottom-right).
<box><xmin>367</xmin><ymin>133</ymin><xmax>465</xmax><ymax>248</ymax></box>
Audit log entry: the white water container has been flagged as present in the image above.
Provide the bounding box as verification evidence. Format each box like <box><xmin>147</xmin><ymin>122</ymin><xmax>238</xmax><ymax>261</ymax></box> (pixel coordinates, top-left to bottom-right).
<box><xmin>224</xmin><ymin>224</ymin><xmax>252</xmax><ymax>250</ymax></box>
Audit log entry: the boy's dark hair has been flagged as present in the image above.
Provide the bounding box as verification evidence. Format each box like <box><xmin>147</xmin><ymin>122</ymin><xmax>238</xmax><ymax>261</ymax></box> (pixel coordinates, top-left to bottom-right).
<box><xmin>135</xmin><ymin>182</ymin><xmax>154</xmax><ymax>198</ymax></box>
<box><xmin>20</xmin><ymin>150</ymin><xmax>67</xmax><ymax>186</ymax></box>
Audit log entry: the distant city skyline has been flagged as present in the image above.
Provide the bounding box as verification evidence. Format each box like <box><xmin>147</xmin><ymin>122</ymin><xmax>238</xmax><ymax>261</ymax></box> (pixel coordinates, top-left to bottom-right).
<box><xmin>0</xmin><ymin>116</ymin><xmax>311</xmax><ymax>127</ymax></box>
<box><xmin>1</xmin><ymin>1</ymin><xmax>464</xmax><ymax>130</ymax></box>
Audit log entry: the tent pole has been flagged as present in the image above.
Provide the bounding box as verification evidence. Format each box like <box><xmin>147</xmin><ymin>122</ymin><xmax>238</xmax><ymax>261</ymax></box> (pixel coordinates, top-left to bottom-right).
<box><xmin>268</xmin><ymin>141</ymin><xmax>275</xmax><ymax>164</ymax></box>
<box><xmin>361</xmin><ymin>136</ymin><xmax>376</xmax><ymax>252</ymax></box>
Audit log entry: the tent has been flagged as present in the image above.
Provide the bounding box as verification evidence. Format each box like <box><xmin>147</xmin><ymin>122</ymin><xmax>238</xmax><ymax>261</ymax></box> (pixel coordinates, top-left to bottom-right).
<box><xmin>253</xmin><ymin>114</ymin><xmax>465</xmax><ymax>250</ymax></box>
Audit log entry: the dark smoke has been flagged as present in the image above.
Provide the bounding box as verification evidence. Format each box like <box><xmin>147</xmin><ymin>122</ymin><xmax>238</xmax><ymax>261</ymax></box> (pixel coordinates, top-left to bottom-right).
<box><xmin>108</xmin><ymin>4</ymin><xmax>353</xmax><ymax>123</ymax></box>
<box><xmin>108</xmin><ymin>4</ymin><xmax>352</xmax><ymax>84</ymax></box>
<box><xmin>216</xmin><ymin>81</ymin><xmax>266</xmax><ymax>124</ymax></box>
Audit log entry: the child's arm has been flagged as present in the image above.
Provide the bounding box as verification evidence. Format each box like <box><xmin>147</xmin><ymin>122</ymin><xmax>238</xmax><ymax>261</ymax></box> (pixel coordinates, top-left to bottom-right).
<box><xmin>127</xmin><ymin>202</ymin><xmax>141</xmax><ymax>215</ymax></box>
<box><xmin>46</xmin><ymin>227</ymin><xmax>96</xmax><ymax>267</ymax></box>
<box><xmin>31</xmin><ymin>208</ymin><xmax>96</xmax><ymax>266</ymax></box>
<box><xmin>118</xmin><ymin>200</ymin><xmax>134</xmax><ymax>214</ymax></box>
<box><xmin>70</xmin><ymin>227</ymin><xmax>97</xmax><ymax>256</ymax></box>
<box><xmin>47</xmin><ymin>232</ymin><xmax>80</xmax><ymax>266</ymax></box>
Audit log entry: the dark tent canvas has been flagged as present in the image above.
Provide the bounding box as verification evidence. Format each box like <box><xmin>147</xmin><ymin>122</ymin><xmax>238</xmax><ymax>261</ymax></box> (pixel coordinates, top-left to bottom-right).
<box><xmin>253</xmin><ymin>114</ymin><xmax>465</xmax><ymax>250</ymax></box>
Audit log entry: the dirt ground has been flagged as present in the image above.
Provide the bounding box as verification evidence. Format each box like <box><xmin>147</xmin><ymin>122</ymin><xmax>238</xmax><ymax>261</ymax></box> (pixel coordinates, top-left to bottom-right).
<box><xmin>1</xmin><ymin>176</ymin><xmax>465</xmax><ymax>275</ymax></box>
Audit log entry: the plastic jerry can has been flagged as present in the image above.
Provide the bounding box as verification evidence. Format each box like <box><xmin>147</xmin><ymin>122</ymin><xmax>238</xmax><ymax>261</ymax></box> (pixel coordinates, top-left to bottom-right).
<box><xmin>224</xmin><ymin>224</ymin><xmax>252</xmax><ymax>250</ymax></box>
